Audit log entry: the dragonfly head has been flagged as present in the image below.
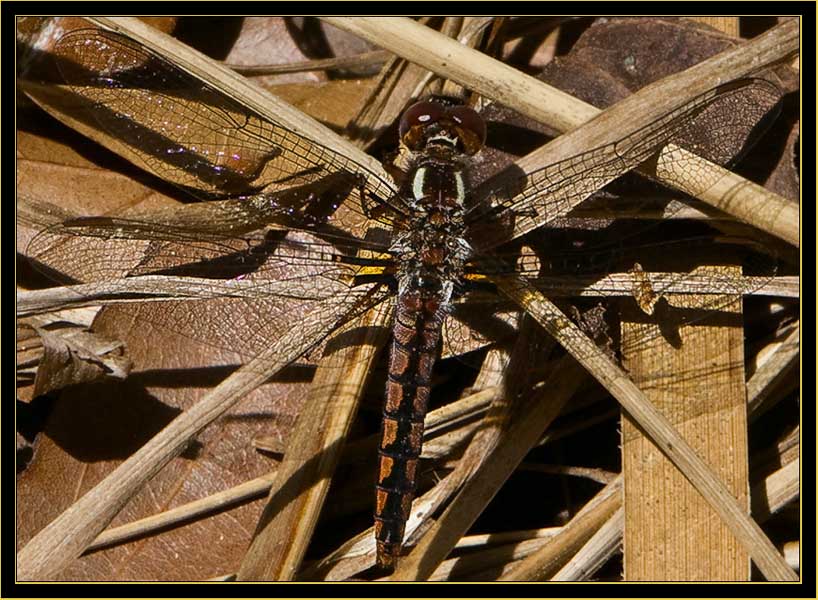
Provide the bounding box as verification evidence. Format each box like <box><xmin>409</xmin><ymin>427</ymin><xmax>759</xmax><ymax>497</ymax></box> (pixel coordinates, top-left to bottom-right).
<box><xmin>399</xmin><ymin>98</ymin><xmax>486</xmax><ymax>156</ymax></box>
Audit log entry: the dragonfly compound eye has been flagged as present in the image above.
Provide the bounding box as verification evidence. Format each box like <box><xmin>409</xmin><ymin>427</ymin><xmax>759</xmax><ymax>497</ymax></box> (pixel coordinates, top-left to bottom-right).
<box><xmin>399</xmin><ymin>100</ymin><xmax>446</xmax><ymax>150</ymax></box>
<box><xmin>447</xmin><ymin>106</ymin><xmax>486</xmax><ymax>155</ymax></box>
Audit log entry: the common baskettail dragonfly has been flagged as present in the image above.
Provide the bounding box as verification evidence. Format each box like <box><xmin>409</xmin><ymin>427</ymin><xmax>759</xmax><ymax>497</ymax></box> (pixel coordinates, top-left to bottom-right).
<box><xmin>21</xmin><ymin>25</ymin><xmax>784</xmax><ymax>572</ymax></box>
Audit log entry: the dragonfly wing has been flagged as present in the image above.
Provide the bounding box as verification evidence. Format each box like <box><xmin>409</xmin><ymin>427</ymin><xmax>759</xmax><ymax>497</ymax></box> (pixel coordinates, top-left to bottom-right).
<box><xmin>25</xmin><ymin>28</ymin><xmax>406</xmax><ymax>230</ymax></box>
<box><xmin>27</xmin><ymin>207</ymin><xmax>395</xmax><ymax>360</ymax></box>
<box><xmin>83</xmin><ymin>282</ymin><xmax>393</xmax><ymax>366</ymax></box>
<box><xmin>465</xmin><ymin>78</ymin><xmax>782</xmax><ymax>251</ymax></box>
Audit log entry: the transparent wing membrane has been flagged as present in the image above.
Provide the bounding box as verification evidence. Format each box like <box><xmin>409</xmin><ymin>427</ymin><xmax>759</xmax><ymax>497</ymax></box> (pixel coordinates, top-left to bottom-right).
<box><xmin>48</xmin><ymin>29</ymin><xmax>406</xmax><ymax>229</ymax></box>
<box><xmin>465</xmin><ymin>78</ymin><xmax>782</xmax><ymax>250</ymax></box>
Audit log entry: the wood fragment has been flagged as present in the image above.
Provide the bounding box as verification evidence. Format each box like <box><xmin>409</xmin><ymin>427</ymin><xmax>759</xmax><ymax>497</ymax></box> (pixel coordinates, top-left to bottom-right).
<box><xmin>621</xmin><ymin>266</ymin><xmax>750</xmax><ymax>581</ymax></box>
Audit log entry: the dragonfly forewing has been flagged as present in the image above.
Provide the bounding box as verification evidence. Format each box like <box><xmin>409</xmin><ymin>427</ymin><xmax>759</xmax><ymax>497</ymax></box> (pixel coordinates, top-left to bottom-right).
<box><xmin>25</xmin><ymin>28</ymin><xmax>405</xmax><ymax>229</ymax></box>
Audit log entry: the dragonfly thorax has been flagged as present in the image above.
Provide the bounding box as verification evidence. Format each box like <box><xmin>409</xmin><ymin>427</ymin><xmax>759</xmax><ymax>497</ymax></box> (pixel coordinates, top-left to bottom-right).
<box><xmin>392</xmin><ymin>154</ymin><xmax>472</xmax><ymax>301</ymax></box>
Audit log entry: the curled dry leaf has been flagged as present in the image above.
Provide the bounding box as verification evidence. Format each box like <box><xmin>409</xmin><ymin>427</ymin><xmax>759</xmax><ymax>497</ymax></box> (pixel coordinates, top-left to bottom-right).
<box><xmin>18</xmin><ymin>315</ymin><xmax>131</xmax><ymax>401</ymax></box>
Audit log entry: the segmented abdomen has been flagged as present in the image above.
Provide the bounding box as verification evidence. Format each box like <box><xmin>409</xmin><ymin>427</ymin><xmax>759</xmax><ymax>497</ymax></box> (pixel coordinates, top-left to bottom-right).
<box><xmin>374</xmin><ymin>289</ymin><xmax>445</xmax><ymax>570</ymax></box>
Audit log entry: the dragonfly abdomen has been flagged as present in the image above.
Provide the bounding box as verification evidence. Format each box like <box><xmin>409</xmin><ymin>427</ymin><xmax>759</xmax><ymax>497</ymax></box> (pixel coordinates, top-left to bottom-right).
<box><xmin>375</xmin><ymin>289</ymin><xmax>446</xmax><ymax>570</ymax></box>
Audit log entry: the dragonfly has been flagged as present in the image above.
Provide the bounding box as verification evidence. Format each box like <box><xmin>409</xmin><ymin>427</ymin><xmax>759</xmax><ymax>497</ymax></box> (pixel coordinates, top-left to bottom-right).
<box><xmin>22</xmin><ymin>25</ymin><xmax>784</xmax><ymax>572</ymax></box>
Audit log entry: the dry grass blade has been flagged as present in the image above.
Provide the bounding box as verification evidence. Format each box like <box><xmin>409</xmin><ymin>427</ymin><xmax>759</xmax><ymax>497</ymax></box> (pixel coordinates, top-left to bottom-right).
<box><xmin>510</xmin><ymin>332</ymin><xmax>799</xmax><ymax>583</ymax></box>
<box><xmin>552</xmin><ymin>506</ymin><xmax>624</xmax><ymax>581</ymax></box>
<box><xmin>303</xmin><ymin>376</ymin><xmax>504</xmax><ymax>580</ymax></box>
<box><xmin>747</xmin><ymin>324</ymin><xmax>800</xmax><ymax>420</ymax></box>
<box><xmin>338</xmin><ymin>387</ymin><xmax>494</xmax><ymax>467</ymax></box>
<box><xmin>17</xmin><ymin>271</ymin><xmax>799</xmax><ymax>319</ymax></box>
<box><xmin>237</xmin><ymin>301</ymin><xmax>392</xmax><ymax>581</ymax></box>
<box><xmin>427</xmin><ymin>536</ymin><xmax>555</xmax><ymax>581</ymax></box>
<box><xmin>85</xmin><ymin>447</ymin><xmax>795</xmax><ymax>574</ymax></box>
<box><xmin>345</xmin><ymin>53</ymin><xmax>429</xmax><ymax>150</ymax></box>
<box><xmin>492</xmin><ymin>274</ymin><xmax>797</xmax><ymax>581</ymax></box>
<box><xmin>17</xmin><ymin>16</ymin><xmax>796</xmax><ymax>582</ymax></box>
<box><xmin>531</xmin><ymin>273</ymin><xmax>798</xmax><ymax>299</ymax></box>
<box><xmin>225</xmin><ymin>49</ymin><xmax>391</xmax><ymax>75</ymax></box>
<box><xmin>321</xmin><ymin>17</ymin><xmax>599</xmax><ymax>131</ymax></box>
<box><xmin>85</xmin><ymin>383</ymin><xmax>488</xmax><ymax>561</ymax></box>
<box><xmin>518</xmin><ymin>463</ymin><xmax>618</xmax><ymax>485</ymax></box>
<box><xmin>752</xmin><ymin>459</ymin><xmax>800</xmax><ymax>523</ymax></box>
<box><xmin>452</xmin><ymin>527</ymin><xmax>559</xmax><ymax>550</ymax></box>
<box><xmin>17</xmin><ymin>277</ymin><xmax>274</xmax><ymax>315</ymax></box>
<box><xmin>343</xmin><ymin>17</ymin><xmax>437</xmax><ymax>151</ymax></box>
<box><xmin>648</xmin><ymin>144</ymin><xmax>798</xmax><ymax>247</ymax></box>
<box><xmin>86</xmin><ymin>473</ymin><xmax>277</xmax><ymax>552</ymax></box>
<box><xmin>324</xmin><ymin>17</ymin><xmax>799</xmax><ymax>247</ymax></box>
<box><xmin>305</xmin><ymin>458</ymin><xmax>489</xmax><ymax>580</ymax></box>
